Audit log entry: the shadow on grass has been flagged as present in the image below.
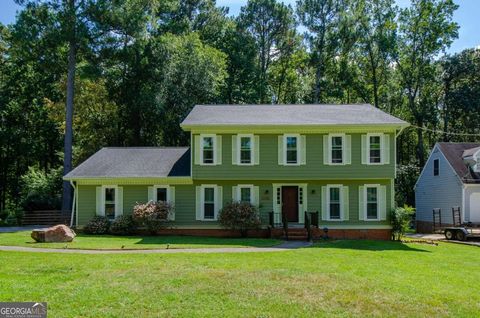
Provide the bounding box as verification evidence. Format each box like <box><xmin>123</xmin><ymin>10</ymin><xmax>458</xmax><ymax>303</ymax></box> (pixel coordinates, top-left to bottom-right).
<box><xmin>312</xmin><ymin>239</ymin><xmax>431</xmax><ymax>252</ymax></box>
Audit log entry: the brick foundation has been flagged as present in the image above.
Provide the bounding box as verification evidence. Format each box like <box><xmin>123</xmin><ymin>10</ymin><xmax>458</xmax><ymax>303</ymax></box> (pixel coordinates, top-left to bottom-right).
<box><xmin>268</xmin><ymin>227</ymin><xmax>390</xmax><ymax>240</ymax></box>
<box><xmin>136</xmin><ymin>228</ymin><xmax>271</xmax><ymax>238</ymax></box>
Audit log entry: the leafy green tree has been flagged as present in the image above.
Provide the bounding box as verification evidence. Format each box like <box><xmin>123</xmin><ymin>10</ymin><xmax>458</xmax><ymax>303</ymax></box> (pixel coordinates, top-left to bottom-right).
<box><xmin>239</xmin><ymin>0</ymin><xmax>296</xmax><ymax>103</ymax></box>
<box><xmin>395</xmin><ymin>0</ymin><xmax>459</xmax><ymax>166</ymax></box>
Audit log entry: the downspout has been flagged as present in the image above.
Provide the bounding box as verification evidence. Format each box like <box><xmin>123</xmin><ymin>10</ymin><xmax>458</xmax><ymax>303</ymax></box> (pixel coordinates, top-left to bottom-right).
<box><xmin>70</xmin><ymin>181</ymin><xmax>76</xmax><ymax>227</ymax></box>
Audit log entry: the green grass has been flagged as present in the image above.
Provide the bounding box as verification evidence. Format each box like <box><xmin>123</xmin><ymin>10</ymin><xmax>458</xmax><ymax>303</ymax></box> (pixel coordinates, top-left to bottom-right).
<box><xmin>0</xmin><ymin>231</ymin><xmax>281</xmax><ymax>249</ymax></box>
<box><xmin>0</xmin><ymin>240</ymin><xmax>479</xmax><ymax>317</ymax></box>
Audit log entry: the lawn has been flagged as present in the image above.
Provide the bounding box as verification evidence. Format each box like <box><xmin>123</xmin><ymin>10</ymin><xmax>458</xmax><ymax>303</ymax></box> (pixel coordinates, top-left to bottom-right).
<box><xmin>0</xmin><ymin>231</ymin><xmax>281</xmax><ymax>249</ymax></box>
<box><xmin>0</xmin><ymin>240</ymin><xmax>479</xmax><ymax>317</ymax></box>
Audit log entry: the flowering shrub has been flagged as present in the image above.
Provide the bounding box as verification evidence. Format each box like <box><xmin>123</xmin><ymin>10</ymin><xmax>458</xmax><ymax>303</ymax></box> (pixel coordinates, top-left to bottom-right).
<box><xmin>132</xmin><ymin>201</ymin><xmax>173</xmax><ymax>234</ymax></box>
<box><xmin>109</xmin><ymin>215</ymin><xmax>136</xmax><ymax>235</ymax></box>
<box><xmin>218</xmin><ymin>201</ymin><xmax>261</xmax><ymax>237</ymax></box>
<box><xmin>83</xmin><ymin>216</ymin><xmax>110</xmax><ymax>234</ymax></box>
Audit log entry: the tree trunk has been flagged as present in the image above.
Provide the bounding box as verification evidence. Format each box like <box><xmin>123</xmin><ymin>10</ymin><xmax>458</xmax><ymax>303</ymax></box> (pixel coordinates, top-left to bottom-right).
<box><xmin>61</xmin><ymin>0</ymin><xmax>76</xmax><ymax>214</ymax></box>
<box><xmin>416</xmin><ymin>125</ymin><xmax>425</xmax><ymax>167</ymax></box>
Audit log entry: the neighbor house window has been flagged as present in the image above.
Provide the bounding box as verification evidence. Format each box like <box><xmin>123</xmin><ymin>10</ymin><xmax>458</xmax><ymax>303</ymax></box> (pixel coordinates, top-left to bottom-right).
<box><xmin>328</xmin><ymin>187</ymin><xmax>341</xmax><ymax>220</ymax></box>
<box><xmin>366</xmin><ymin>186</ymin><xmax>378</xmax><ymax>220</ymax></box>
<box><xmin>331</xmin><ymin>135</ymin><xmax>343</xmax><ymax>164</ymax></box>
<box><xmin>239</xmin><ymin>135</ymin><xmax>252</xmax><ymax>164</ymax></box>
<box><xmin>369</xmin><ymin>135</ymin><xmax>381</xmax><ymax>163</ymax></box>
<box><xmin>104</xmin><ymin>187</ymin><xmax>116</xmax><ymax>220</ymax></box>
<box><xmin>433</xmin><ymin>159</ymin><xmax>439</xmax><ymax>176</ymax></box>
<box><xmin>285</xmin><ymin>135</ymin><xmax>298</xmax><ymax>164</ymax></box>
<box><xmin>202</xmin><ymin>136</ymin><xmax>215</xmax><ymax>164</ymax></box>
<box><xmin>203</xmin><ymin>187</ymin><xmax>215</xmax><ymax>220</ymax></box>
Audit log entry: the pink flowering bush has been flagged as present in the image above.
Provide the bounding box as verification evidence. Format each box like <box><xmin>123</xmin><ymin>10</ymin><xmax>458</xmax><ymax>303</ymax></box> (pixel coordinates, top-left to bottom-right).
<box><xmin>218</xmin><ymin>201</ymin><xmax>261</xmax><ymax>237</ymax></box>
<box><xmin>132</xmin><ymin>201</ymin><xmax>173</xmax><ymax>234</ymax></box>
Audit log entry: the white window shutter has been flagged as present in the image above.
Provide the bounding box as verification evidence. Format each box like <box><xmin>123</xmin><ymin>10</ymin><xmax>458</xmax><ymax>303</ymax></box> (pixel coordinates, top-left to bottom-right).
<box><xmin>195</xmin><ymin>186</ymin><xmax>202</xmax><ymax>220</ymax></box>
<box><xmin>382</xmin><ymin>134</ymin><xmax>390</xmax><ymax>164</ymax></box>
<box><xmin>321</xmin><ymin>186</ymin><xmax>327</xmax><ymax>220</ymax></box>
<box><xmin>216</xmin><ymin>186</ymin><xmax>223</xmax><ymax>220</ymax></box>
<box><xmin>96</xmin><ymin>186</ymin><xmax>103</xmax><ymax>216</ymax></box>
<box><xmin>147</xmin><ymin>186</ymin><xmax>154</xmax><ymax>202</ymax></box>
<box><xmin>253</xmin><ymin>186</ymin><xmax>260</xmax><ymax>206</ymax></box>
<box><xmin>323</xmin><ymin>135</ymin><xmax>329</xmax><ymax>164</ymax></box>
<box><xmin>359</xmin><ymin>186</ymin><xmax>365</xmax><ymax>221</ymax></box>
<box><xmin>232</xmin><ymin>135</ymin><xmax>238</xmax><ymax>165</ymax></box>
<box><xmin>278</xmin><ymin>136</ymin><xmax>284</xmax><ymax>165</ymax></box>
<box><xmin>345</xmin><ymin>135</ymin><xmax>352</xmax><ymax>165</ymax></box>
<box><xmin>194</xmin><ymin>135</ymin><xmax>201</xmax><ymax>165</ymax></box>
<box><xmin>342</xmin><ymin>186</ymin><xmax>349</xmax><ymax>221</ymax></box>
<box><xmin>169</xmin><ymin>186</ymin><xmax>175</xmax><ymax>220</ymax></box>
<box><xmin>117</xmin><ymin>187</ymin><xmax>123</xmax><ymax>217</ymax></box>
<box><xmin>216</xmin><ymin>135</ymin><xmax>222</xmax><ymax>165</ymax></box>
<box><xmin>361</xmin><ymin>135</ymin><xmax>367</xmax><ymax>164</ymax></box>
<box><xmin>300</xmin><ymin>135</ymin><xmax>306</xmax><ymax>165</ymax></box>
<box><xmin>254</xmin><ymin>135</ymin><xmax>260</xmax><ymax>165</ymax></box>
<box><xmin>379</xmin><ymin>185</ymin><xmax>387</xmax><ymax>220</ymax></box>
<box><xmin>232</xmin><ymin>186</ymin><xmax>238</xmax><ymax>201</ymax></box>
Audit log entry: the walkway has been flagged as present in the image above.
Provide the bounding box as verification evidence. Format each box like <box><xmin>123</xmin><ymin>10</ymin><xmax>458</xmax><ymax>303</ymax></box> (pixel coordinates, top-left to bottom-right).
<box><xmin>0</xmin><ymin>240</ymin><xmax>312</xmax><ymax>254</ymax></box>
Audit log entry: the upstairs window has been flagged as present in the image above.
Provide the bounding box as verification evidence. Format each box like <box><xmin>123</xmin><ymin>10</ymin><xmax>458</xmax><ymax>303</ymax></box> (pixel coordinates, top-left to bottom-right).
<box><xmin>202</xmin><ymin>136</ymin><xmax>215</xmax><ymax>164</ymax></box>
<box><xmin>286</xmin><ymin>136</ymin><xmax>298</xmax><ymax>164</ymax></box>
<box><xmin>240</xmin><ymin>136</ymin><xmax>252</xmax><ymax>164</ymax></box>
<box><xmin>331</xmin><ymin>136</ymin><xmax>343</xmax><ymax>164</ymax></box>
<box><xmin>369</xmin><ymin>135</ymin><xmax>381</xmax><ymax>164</ymax></box>
<box><xmin>433</xmin><ymin>159</ymin><xmax>439</xmax><ymax>176</ymax></box>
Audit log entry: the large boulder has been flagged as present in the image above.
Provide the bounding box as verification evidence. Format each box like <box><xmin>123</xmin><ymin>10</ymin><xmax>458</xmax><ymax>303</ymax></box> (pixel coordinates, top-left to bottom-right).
<box><xmin>31</xmin><ymin>225</ymin><xmax>76</xmax><ymax>243</ymax></box>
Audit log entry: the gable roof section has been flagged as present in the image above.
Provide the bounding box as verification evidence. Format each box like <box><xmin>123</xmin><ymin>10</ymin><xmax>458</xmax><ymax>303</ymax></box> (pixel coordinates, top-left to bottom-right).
<box><xmin>181</xmin><ymin>104</ymin><xmax>409</xmax><ymax>128</ymax></box>
<box><xmin>437</xmin><ymin>142</ymin><xmax>480</xmax><ymax>184</ymax></box>
<box><xmin>64</xmin><ymin>147</ymin><xmax>191</xmax><ymax>179</ymax></box>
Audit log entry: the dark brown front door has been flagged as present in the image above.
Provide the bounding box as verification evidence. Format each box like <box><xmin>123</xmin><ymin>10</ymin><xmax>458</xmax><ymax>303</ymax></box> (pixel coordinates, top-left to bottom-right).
<box><xmin>282</xmin><ymin>186</ymin><xmax>299</xmax><ymax>222</ymax></box>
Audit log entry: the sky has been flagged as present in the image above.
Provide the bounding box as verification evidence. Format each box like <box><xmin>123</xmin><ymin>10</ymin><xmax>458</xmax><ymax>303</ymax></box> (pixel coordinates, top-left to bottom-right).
<box><xmin>0</xmin><ymin>0</ymin><xmax>478</xmax><ymax>54</ymax></box>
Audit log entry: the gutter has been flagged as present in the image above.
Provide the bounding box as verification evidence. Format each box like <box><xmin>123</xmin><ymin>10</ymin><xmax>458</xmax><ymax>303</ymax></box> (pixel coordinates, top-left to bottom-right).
<box><xmin>70</xmin><ymin>181</ymin><xmax>76</xmax><ymax>227</ymax></box>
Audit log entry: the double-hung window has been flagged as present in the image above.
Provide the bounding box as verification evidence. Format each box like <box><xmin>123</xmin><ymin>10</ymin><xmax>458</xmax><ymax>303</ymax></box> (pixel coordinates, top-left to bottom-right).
<box><xmin>433</xmin><ymin>159</ymin><xmax>439</xmax><ymax>176</ymax></box>
<box><xmin>156</xmin><ymin>187</ymin><xmax>168</xmax><ymax>202</ymax></box>
<box><xmin>285</xmin><ymin>135</ymin><xmax>298</xmax><ymax>164</ymax></box>
<box><xmin>104</xmin><ymin>187</ymin><xmax>116</xmax><ymax>220</ymax></box>
<box><xmin>328</xmin><ymin>186</ymin><xmax>341</xmax><ymax>220</ymax></box>
<box><xmin>366</xmin><ymin>186</ymin><xmax>378</xmax><ymax>220</ymax></box>
<box><xmin>240</xmin><ymin>186</ymin><xmax>252</xmax><ymax>203</ymax></box>
<box><xmin>203</xmin><ymin>187</ymin><xmax>216</xmax><ymax>220</ymax></box>
<box><xmin>239</xmin><ymin>135</ymin><xmax>253</xmax><ymax>165</ymax></box>
<box><xmin>369</xmin><ymin>135</ymin><xmax>381</xmax><ymax>164</ymax></box>
<box><xmin>202</xmin><ymin>136</ymin><xmax>215</xmax><ymax>164</ymax></box>
<box><xmin>331</xmin><ymin>135</ymin><xmax>343</xmax><ymax>164</ymax></box>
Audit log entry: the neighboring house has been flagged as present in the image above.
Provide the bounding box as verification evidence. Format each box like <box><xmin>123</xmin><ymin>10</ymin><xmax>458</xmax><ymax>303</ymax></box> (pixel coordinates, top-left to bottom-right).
<box><xmin>415</xmin><ymin>142</ymin><xmax>480</xmax><ymax>233</ymax></box>
<box><xmin>64</xmin><ymin>104</ymin><xmax>409</xmax><ymax>239</ymax></box>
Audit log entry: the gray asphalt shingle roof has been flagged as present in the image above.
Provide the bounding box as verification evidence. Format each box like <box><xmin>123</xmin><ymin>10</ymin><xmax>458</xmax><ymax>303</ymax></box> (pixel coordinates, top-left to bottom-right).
<box><xmin>438</xmin><ymin>143</ymin><xmax>480</xmax><ymax>184</ymax></box>
<box><xmin>64</xmin><ymin>147</ymin><xmax>191</xmax><ymax>179</ymax></box>
<box><xmin>181</xmin><ymin>104</ymin><xmax>408</xmax><ymax>127</ymax></box>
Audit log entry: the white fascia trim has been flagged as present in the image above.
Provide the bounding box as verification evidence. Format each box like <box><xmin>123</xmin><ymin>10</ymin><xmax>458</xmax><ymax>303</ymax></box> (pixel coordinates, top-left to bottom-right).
<box><xmin>326</xmin><ymin>184</ymin><xmax>343</xmax><ymax>221</ymax></box>
<box><xmin>363</xmin><ymin>184</ymin><xmax>381</xmax><ymax>221</ymax></box>
<box><xmin>199</xmin><ymin>134</ymin><xmax>217</xmax><ymax>166</ymax></box>
<box><xmin>237</xmin><ymin>134</ymin><xmax>255</xmax><ymax>166</ymax></box>
<box><xmin>283</xmin><ymin>133</ymin><xmax>301</xmax><ymax>166</ymax></box>
<box><xmin>328</xmin><ymin>133</ymin><xmax>346</xmax><ymax>165</ymax></box>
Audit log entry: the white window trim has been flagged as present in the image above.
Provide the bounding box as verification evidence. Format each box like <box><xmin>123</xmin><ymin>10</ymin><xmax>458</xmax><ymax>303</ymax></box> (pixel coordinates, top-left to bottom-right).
<box><xmin>101</xmin><ymin>185</ymin><xmax>119</xmax><ymax>219</ymax></box>
<box><xmin>200</xmin><ymin>184</ymin><xmax>218</xmax><ymax>221</ymax></box>
<box><xmin>237</xmin><ymin>134</ymin><xmax>255</xmax><ymax>166</ymax></box>
<box><xmin>329</xmin><ymin>133</ymin><xmax>345</xmax><ymax>165</ymax></box>
<box><xmin>366</xmin><ymin>133</ymin><xmax>383</xmax><ymax>165</ymax></box>
<box><xmin>473</xmin><ymin>149</ymin><xmax>480</xmax><ymax>173</ymax></box>
<box><xmin>364</xmin><ymin>184</ymin><xmax>381</xmax><ymax>221</ymax></box>
<box><xmin>153</xmin><ymin>185</ymin><xmax>170</xmax><ymax>202</ymax></box>
<box><xmin>283</xmin><ymin>133</ymin><xmax>301</xmax><ymax>166</ymax></box>
<box><xmin>237</xmin><ymin>184</ymin><xmax>254</xmax><ymax>204</ymax></box>
<box><xmin>326</xmin><ymin>184</ymin><xmax>343</xmax><ymax>221</ymax></box>
<box><xmin>200</xmin><ymin>134</ymin><xmax>217</xmax><ymax>166</ymax></box>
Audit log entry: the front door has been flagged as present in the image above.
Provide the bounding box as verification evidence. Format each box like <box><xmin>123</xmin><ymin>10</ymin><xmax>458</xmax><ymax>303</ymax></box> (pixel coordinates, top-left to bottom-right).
<box><xmin>282</xmin><ymin>186</ymin><xmax>299</xmax><ymax>222</ymax></box>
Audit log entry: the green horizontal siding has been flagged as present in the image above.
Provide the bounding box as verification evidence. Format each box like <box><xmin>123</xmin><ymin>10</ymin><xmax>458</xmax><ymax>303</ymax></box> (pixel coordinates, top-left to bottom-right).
<box><xmin>192</xmin><ymin>134</ymin><xmax>395</xmax><ymax>180</ymax></box>
<box><xmin>76</xmin><ymin>180</ymin><xmax>392</xmax><ymax>228</ymax></box>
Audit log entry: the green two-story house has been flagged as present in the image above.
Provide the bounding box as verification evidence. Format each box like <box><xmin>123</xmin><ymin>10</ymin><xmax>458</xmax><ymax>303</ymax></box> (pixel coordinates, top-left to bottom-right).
<box><xmin>64</xmin><ymin>104</ymin><xmax>409</xmax><ymax>239</ymax></box>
